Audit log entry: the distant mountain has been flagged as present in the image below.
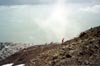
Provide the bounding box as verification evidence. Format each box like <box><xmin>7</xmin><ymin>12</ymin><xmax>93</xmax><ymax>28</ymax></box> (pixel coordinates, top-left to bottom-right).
<box><xmin>0</xmin><ymin>42</ymin><xmax>33</xmax><ymax>61</ymax></box>
<box><xmin>0</xmin><ymin>26</ymin><xmax>100</xmax><ymax>66</ymax></box>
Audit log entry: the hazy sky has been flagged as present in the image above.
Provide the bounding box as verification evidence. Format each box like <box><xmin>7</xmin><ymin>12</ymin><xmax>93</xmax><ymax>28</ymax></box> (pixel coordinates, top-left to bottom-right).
<box><xmin>0</xmin><ymin>0</ymin><xmax>100</xmax><ymax>44</ymax></box>
<box><xmin>0</xmin><ymin>0</ymin><xmax>100</xmax><ymax>5</ymax></box>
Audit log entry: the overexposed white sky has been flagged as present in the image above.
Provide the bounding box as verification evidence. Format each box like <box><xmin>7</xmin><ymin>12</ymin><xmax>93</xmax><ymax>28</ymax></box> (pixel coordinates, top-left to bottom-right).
<box><xmin>0</xmin><ymin>0</ymin><xmax>100</xmax><ymax>44</ymax></box>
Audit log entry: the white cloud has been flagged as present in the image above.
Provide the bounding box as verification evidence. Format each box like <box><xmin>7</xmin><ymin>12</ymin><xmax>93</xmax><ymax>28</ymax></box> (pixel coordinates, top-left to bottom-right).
<box><xmin>80</xmin><ymin>5</ymin><xmax>100</xmax><ymax>13</ymax></box>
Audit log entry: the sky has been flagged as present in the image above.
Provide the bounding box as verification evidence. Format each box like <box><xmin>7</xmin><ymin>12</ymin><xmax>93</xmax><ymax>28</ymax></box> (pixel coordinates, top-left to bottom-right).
<box><xmin>0</xmin><ymin>0</ymin><xmax>100</xmax><ymax>44</ymax></box>
<box><xmin>0</xmin><ymin>0</ymin><xmax>100</xmax><ymax>5</ymax></box>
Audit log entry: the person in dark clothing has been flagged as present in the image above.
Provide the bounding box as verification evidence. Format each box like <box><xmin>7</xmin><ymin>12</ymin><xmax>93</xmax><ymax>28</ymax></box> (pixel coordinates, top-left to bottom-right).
<box><xmin>62</xmin><ymin>38</ymin><xmax>64</xmax><ymax>44</ymax></box>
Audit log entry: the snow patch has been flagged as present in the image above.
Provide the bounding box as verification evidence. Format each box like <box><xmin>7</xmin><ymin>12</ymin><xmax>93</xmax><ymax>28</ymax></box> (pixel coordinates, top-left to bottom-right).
<box><xmin>2</xmin><ymin>63</ymin><xmax>25</xmax><ymax>66</ymax></box>
<box><xmin>2</xmin><ymin>63</ymin><xmax>13</xmax><ymax>66</ymax></box>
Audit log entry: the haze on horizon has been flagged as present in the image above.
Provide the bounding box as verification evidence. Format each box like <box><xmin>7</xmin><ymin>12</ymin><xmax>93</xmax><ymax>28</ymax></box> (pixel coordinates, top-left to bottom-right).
<box><xmin>0</xmin><ymin>0</ymin><xmax>100</xmax><ymax>44</ymax></box>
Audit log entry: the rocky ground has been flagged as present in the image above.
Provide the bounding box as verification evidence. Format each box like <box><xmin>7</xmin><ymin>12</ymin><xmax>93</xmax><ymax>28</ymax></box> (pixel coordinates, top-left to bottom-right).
<box><xmin>0</xmin><ymin>26</ymin><xmax>100</xmax><ymax>66</ymax></box>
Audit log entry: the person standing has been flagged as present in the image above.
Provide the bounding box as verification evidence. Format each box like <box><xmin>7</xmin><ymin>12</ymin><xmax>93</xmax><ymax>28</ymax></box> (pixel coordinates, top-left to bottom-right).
<box><xmin>62</xmin><ymin>38</ymin><xmax>64</xmax><ymax>44</ymax></box>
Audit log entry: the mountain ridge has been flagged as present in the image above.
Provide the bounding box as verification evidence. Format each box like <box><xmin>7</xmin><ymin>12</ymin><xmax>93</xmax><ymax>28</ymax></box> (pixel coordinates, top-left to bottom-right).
<box><xmin>0</xmin><ymin>26</ymin><xmax>100</xmax><ymax>66</ymax></box>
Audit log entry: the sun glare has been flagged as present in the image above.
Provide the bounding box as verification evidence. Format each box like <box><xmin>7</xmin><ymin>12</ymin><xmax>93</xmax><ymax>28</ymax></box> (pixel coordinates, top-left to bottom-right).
<box><xmin>45</xmin><ymin>0</ymin><xmax>69</xmax><ymax>40</ymax></box>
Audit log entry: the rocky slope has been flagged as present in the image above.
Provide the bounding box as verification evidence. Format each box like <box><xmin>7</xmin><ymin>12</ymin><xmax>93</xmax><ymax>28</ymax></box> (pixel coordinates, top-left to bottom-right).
<box><xmin>0</xmin><ymin>26</ymin><xmax>100</xmax><ymax>66</ymax></box>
